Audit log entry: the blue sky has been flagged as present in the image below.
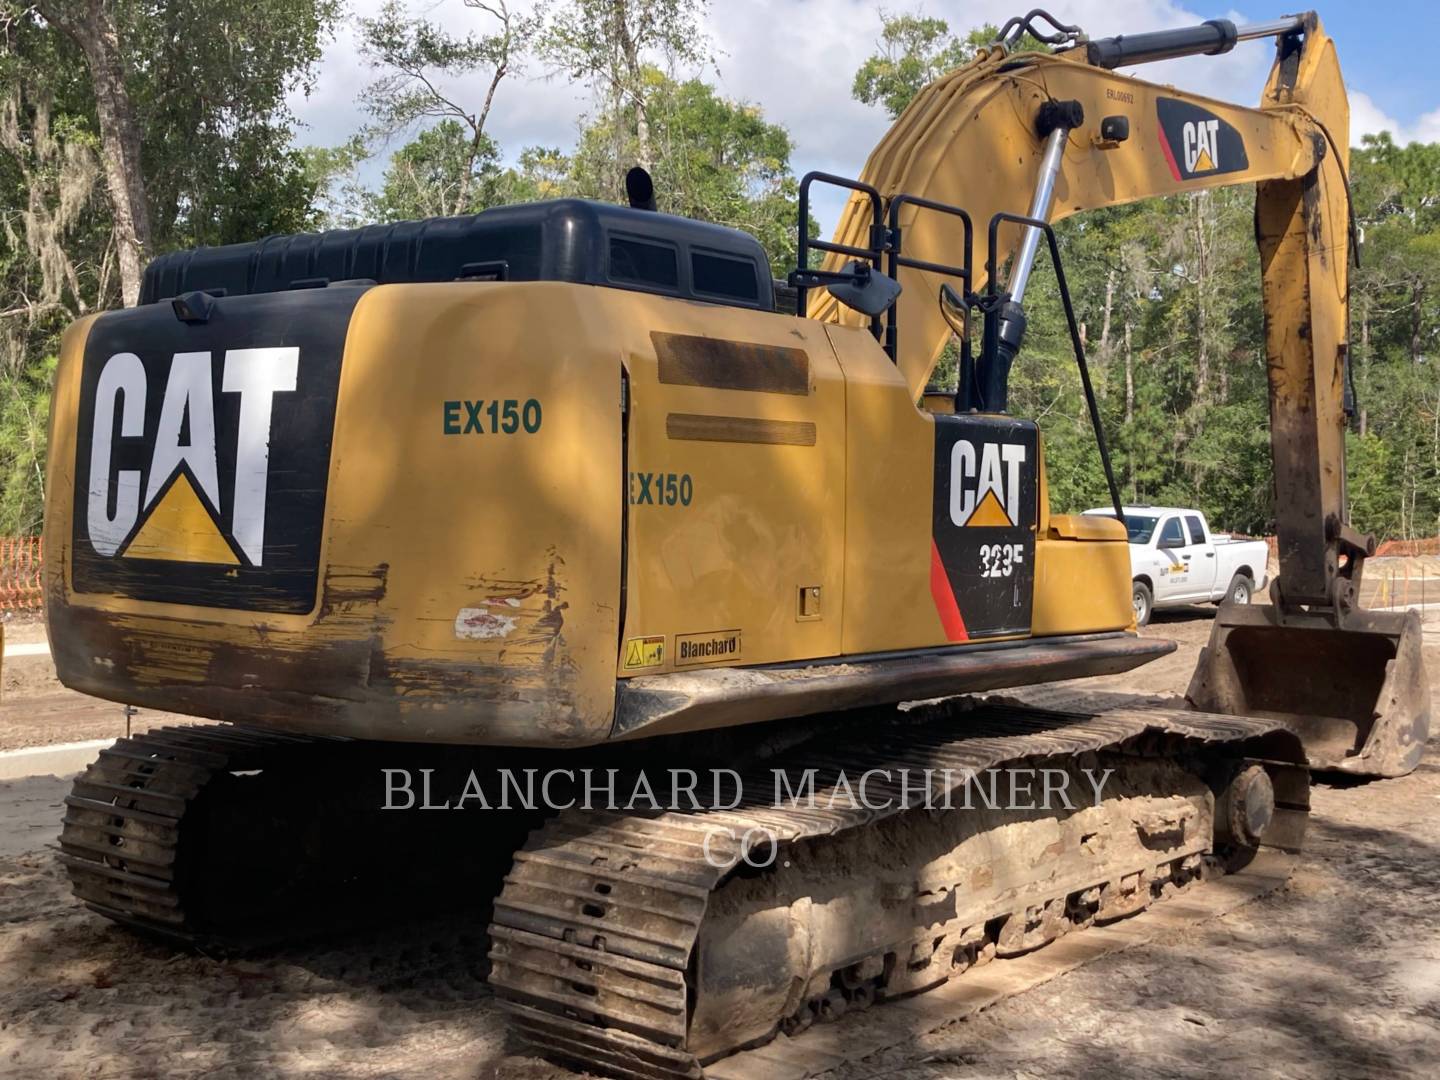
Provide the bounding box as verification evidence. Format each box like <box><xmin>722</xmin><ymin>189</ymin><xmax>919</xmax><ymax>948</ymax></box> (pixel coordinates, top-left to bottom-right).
<box><xmin>1224</xmin><ymin>2</ymin><xmax>1439</xmax><ymax>132</ymax></box>
<box><xmin>289</xmin><ymin>1</ymin><xmax>1440</xmax><ymax>228</ymax></box>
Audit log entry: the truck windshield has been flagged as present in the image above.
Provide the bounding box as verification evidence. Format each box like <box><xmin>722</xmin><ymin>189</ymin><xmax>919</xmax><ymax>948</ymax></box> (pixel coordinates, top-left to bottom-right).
<box><xmin>1123</xmin><ymin>515</ymin><xmax>1159</xmax><ymax>543</ymax></box>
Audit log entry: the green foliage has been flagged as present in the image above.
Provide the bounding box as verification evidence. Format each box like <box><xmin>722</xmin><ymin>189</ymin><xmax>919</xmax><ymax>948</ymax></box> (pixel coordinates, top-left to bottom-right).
<box><xmin>1020</xmin><ymin>146</ymin><xmax>1440</xmax><ymax>539</ymax></box>
<box><xmin>0</xmin><ymin>354</ymin><xmax>54</xmax><ymax>534</ymax></box>
<box><xmin>359</xmin><ymin>0</ymin><xmax>532</xmax><ymax>136</ymax></box>
<box><xmin>371</xmin><ymin>120</ymin><xmax>502</xmax><ymax>221</ymax></box>
<box><xmin>1003</xmin><ymin>188</ymin><xmax>1284</xmax><ymax>533</ymax></box>
<box><xmin>0</xmin><ymin>0</ymin><xmax>340</xmax><ymax>533</ymax></box>
<box><xmin>356</xmin><ymin>0</ymin><xmax>539</xmax><ymax>221</ymax></box>
<box><xmin>1346</xmin><ymin>136</ymin><xmax>1440</xmax><ymax>538</ymax></box>
<box><xmin>122</xmin><ymin>0</ymin><xmax>343</xmax><ymax>250</ymax></box>
<box><xmin>299</xmin><ymin>136</ymin><xmax>372</xmax><ymax>229</ymax></box>
<box><xmin>852</xmin><ymin>15</ymin><xmax>1038</xmax><ymax>118</ymax></box>
<box><xmin>543</xmin><ymin>0</ymin><xmax>711</xmax><ymax>93</ymax></box>
<box><xmin>491</xmin><ymin>146</ymin><xmax>573</xmax><ymax>204</ymax></box>
<box><xmin>852</xmin><ymin>14</ymin><xmax>978</xmax><ymax>118</ymax></box>
<box><xmin>183</xmin><ymin>123</ymin><xmax>327</xmax><ymax>244</ymax></box>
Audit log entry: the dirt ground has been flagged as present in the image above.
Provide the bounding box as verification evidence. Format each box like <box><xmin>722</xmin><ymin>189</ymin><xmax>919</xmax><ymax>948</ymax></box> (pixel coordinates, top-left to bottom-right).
<box><xmin>0</xmin><ymin>607</ymin><xmax>1437</xmax><ymax>1079</ymax></box>
<box><xmin>1</xmin><ymin>617</ymin><xmax>198</xmax><ymax>749</ymax></box>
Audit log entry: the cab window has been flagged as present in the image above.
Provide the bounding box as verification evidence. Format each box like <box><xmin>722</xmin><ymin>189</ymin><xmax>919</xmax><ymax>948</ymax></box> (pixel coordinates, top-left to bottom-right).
<box><xmin>692</xmin><ymin>250</ymin><xmax>759</xmax><ymax>302</ymax></box>
<box><xmin>1185</xmin><ymin>515</ymin><xmax>1205</xmax><ymax>545</ymax></box>
<box><xmin>1159</xmin><ymin>517</ymin><xmax>1185</xmax><ymax>548</ymax></box>
<box><xmin>609</xmin><ymin>235</ymin><xmax>679</xmax><ymax>290</ymax></box>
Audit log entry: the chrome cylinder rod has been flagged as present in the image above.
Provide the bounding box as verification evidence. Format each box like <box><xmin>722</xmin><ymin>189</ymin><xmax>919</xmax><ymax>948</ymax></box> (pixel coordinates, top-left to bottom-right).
<box><xmin>1008</xmin><ymin>124</ymin><xmax>1069</xmax><ymax>304</ymax></box>
<box><xmin>1234</xmin><ymin>17</ymin><xmax>1306</xmax><ymax>41</ymax></box>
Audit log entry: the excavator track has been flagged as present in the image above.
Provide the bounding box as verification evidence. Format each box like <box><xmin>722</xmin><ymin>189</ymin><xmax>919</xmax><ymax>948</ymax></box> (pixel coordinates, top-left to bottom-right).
<box><xmin>56</xmin><ymin>724</ymin><xmax>539</xmax><ymax>948</ymax></box>
<box><xmin>706</xmin><ymin>847</ymin><xmax>1296</xmax><ymax>1080</ymax></box>
<box><xmin>54</xmin><ymin>694</ymin><xmax>1310</xmax><ymax>1080</ymax></box>
<box><xmin>57</xmin><ymin>725</ymin><xmax>328</xmax><ymax>944</ymax></box>
<box><xmin>489</xmin><ymin>694</ymin><xmax>1310</xmax><ymax>1079</ymax></box>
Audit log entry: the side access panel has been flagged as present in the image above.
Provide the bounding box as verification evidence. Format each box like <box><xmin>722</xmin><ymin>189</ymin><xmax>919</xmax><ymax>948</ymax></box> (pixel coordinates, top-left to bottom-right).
<box><xmin>615</xmin><ymin>299</ymin><xmax>846</xmax><ymax>678</ymax></box>
<box><xmin>930</xmin><ymin>414</ymin><xmax>1038</xmax><ymax>640</ymax></box>
<box><xmin>826</xmin><ymin>324</ymin><xmax>1039</xmax><ymax>651</ymax></box>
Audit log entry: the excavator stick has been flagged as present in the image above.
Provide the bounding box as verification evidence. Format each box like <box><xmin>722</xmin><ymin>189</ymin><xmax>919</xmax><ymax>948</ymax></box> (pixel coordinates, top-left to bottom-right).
<box><xmin>1188</xmin><ymin>602</ymin><xmax>1430</xmax><ymax>778</ymax></box>
<box><xmin>1180</xmin><ymin>15</ymin><xmax>1431</xmax><ymax>781</ymax></box>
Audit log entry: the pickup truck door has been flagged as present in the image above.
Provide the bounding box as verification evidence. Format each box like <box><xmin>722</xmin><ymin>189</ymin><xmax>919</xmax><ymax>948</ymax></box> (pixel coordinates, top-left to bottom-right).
<box><xmin>1152</xmin><ymin>516</ymin><xmax>1192</xmax><ymax>601</ymax></box>
<box><xmin>1180</xmin><ymin>513</ymin><xmax>1219</xmax><ymax>599</ymax></box>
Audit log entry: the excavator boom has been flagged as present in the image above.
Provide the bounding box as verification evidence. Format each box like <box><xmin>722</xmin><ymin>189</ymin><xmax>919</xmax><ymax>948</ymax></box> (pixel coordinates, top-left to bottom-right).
<box><xmin>817</xmin><ymin>11</ymin><xmax>1428</xmax><ymax>776</ymax></box>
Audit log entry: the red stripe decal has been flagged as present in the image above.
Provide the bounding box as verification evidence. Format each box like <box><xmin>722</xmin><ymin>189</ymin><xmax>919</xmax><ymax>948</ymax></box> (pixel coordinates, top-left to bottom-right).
<box><xmin>1158</xmin><ymin>121</ymin><xmax>1183</xmax><ymax>181</ymax></box>
<box><xmin>929</xmin><ymin>539</ymin><xmax>969</xmax><ymax>642</ymax></box>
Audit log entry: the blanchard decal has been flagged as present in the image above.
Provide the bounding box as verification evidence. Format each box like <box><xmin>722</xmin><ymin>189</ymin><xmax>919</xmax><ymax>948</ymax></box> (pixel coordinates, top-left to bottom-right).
<box><xmin>71</xmin><ymin>290</ymin><xmax>358</xmax><ymax>613</ymax></box>
<box><xmin>1157</xmin><ymin>97</ymin><xmax>1248</xmax><ymax>182</ymax></box>
<box><xmin>623</xmin><ymin>636</ymin><xmax>666</xmax><ymax>670</ymax></box>
<box><xmin>931</xmin><ymin>416</ymin><xmax>1038</xmax><ymax>641</ymax></box>
<box><xmin>675</xmin><ymin>629</ymin><xmax>741</xmax><ymax>667</ymax></box>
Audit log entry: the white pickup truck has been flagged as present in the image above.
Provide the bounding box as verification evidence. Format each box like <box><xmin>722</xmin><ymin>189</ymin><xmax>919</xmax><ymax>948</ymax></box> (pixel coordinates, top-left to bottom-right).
<box><xmin>1083</xmin><ymin>505</ymin><xmax>1270</xmax><ymax>626</ymax></box>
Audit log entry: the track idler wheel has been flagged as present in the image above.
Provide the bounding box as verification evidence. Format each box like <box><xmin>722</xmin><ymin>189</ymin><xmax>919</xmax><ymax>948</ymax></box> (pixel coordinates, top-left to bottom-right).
<box><xmin>1215</xmin><ymin>764</ymin><xmax>1275</xmax><ymax>850</ymax></box>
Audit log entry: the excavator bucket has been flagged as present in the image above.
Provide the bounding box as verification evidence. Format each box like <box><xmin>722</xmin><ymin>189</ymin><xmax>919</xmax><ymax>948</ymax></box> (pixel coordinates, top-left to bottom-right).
<box><xmin>1187</xmin><ymin>602</ymin><xmax>1431</xmax><ymax>779</ymax></box>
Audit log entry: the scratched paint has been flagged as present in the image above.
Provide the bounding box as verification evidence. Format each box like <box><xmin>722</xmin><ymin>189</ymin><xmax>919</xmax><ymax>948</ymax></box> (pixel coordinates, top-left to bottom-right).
<box><xmin>455</xmin><ymin>607</ymin><xmax>518</xmax><ymax>640</ymax></box>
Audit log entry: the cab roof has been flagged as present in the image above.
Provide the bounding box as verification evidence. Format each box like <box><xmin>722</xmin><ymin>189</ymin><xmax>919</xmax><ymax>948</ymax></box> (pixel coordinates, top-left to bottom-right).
<box><xmin>140</xmin><ymin>198</ymin><xmax>775</xmax><ymax>312</ymax></box>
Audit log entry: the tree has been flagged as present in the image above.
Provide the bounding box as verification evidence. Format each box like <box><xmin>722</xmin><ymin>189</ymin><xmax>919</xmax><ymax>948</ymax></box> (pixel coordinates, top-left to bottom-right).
<box><xmin>544</xmin><ymin>0</ymin><xmax>709</xmax><ymax>182</ymax></box>
<box><xmin>490</xmin><ymin>145</ymin><xmax>573</xmax><ymax>204</ymax></box>
<box><xmin>301</xmin><ymin>136</ymin><xmax>375</xmax><ymax>230</ymax></box>
<box><xmin>358</xmin><ymin>0</ymin><xmax>538</xmax><ymax>218</ymax></box>
<box><xmin>16</xmin><ymin>0</ymin><xmax>340</xmax><ymax>302</ymax></box>
<box><xmin>28</xmin><ymin>0</ymin><xmax>150</xmax><ymax>305</ymax></box>
<box><xmin>0</xmin><ymin>8</ymin><xmax>115</xmax><ymax>532</ymax></box>
<box><xmin>0</xmin><ymin>0</ymin><xmax>339</xmax><ymax>531</ymax></box>
<box><xmin>371</xmin><ymin>119</ymin><xmax>502</xmax><ymax>220</ymax></box>
<box><xmin>852</xmin><ymin>14</ymin><xmax>977</xmax><ymax>118</ymax></box>
<box><xmin>852</xmin><ymin>15</ymin><xmax>1037</xmax><ymax>118</ymax></box>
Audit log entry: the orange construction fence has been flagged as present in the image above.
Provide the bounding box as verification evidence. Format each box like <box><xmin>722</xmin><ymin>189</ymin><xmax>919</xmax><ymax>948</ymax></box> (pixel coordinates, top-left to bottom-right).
<box><xmin>0</xmin><ymin>536</ymin><xmax>43</xmax><ymax>612</ymax></box>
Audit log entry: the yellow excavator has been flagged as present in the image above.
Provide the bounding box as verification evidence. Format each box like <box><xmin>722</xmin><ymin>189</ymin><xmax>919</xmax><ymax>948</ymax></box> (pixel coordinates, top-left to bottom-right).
<box><xmin>42</xmin><ymin>9</ymin><xmax>1428</xmax><ymax>1077</ymax></box>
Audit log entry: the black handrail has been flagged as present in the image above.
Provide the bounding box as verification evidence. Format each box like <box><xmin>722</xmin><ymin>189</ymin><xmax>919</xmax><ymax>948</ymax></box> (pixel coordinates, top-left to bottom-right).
<box><xmin>789</xmin><ymin>175</ymin><xmax>975</xmax><ymax>366</ymax></box>
<box><xmin>792</xmin><ymin>172</ymin><xmax>886</xmax><ymax>340</ymax></box>
<box><xmin>886</xmin><ymin>194</ymin><xmax>972</xmax><ymax>366</ymax></box>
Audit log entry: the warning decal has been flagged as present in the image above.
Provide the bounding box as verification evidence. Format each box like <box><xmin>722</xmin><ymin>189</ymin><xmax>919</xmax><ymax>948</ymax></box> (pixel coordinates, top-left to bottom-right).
<box><xmin>623</xmin><ymin>636</ymin><xmax>666</xmax><ymax>670</ymax></box>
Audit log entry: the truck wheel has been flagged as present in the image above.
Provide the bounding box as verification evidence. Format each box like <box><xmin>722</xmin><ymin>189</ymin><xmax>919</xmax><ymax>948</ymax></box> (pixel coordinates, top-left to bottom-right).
<box><xmin>1223</xmin><ymin>573</ymin><xmax>1254</xmax><ymax>607</ymax></box>
<box><xmin>1132</xmin><ymin>581</ymin><xmax>1153</xmax><ymax>627</ymax></box>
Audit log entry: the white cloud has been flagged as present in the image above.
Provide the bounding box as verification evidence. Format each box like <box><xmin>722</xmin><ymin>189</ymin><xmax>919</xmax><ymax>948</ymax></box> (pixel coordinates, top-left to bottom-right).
<box><xmin>288</xmin><ymin>0</ymin><xmax>590</xmax><ymax>172</ymax></box>
<box><xmin>1351</xmin><ymin>90</ymin><xmax>1440</xmax><ymax>146</ymax></box>
<box><xmin>287</xmin><ymin>1</ymin><xmax>1408</xmax><ymax>227</ymax></box>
